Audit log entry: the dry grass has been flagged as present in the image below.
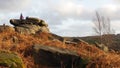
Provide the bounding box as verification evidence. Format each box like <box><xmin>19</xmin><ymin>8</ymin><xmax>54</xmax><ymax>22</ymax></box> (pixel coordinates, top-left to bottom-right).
<box><xmin>0</xmin><ymin>28</ymin><xmax>120</xmax><ymax>68</ymax></box>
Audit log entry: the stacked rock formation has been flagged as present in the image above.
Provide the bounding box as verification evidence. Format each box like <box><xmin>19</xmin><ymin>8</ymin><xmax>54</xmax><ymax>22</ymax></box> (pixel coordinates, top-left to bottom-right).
<box><xmin>10</xmin><ymin>17</ymin><xmax>50</xmax><ymax>34</ymax></box>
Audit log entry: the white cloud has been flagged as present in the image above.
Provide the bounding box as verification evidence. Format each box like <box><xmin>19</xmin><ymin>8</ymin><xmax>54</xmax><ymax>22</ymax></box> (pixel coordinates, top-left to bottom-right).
<box><xmin>54</xmin><ymin>19</ymin><xmax>93</xmax><ymax>36</ymax></box>
<box><xmin>55</xmin><ymin>2</ymin><xmax>83</xmax><ymax>16</ymax></box>
<box><xmin>96</xmin><ymin>4</ymin><xmax>120</xmax><ymax>20</ymax></box>
<box><xmin>103</xmin><ymin>4</ymin><xmax>118</xmax><ymax>12</ymax></box>
<box><xmin>101</xmin><ymin>4</ymin><xmax>119</xmax><ymax>13</ymax></box>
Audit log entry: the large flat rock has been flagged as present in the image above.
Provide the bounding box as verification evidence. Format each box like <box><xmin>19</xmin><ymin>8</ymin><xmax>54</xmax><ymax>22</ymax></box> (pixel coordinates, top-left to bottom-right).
<box><xmin>33</xmin><ymin>44</ymin><xmax>89</xmax><ymax>68</ymax></box>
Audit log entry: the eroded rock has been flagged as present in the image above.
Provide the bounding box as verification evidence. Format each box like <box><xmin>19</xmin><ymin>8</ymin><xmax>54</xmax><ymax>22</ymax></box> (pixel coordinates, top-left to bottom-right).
<box><xmin>95</xmin><ymin>42</ymin><xmax>109</xmax><ymax>52</ymax></box>
<box><xmin>10</xmin><ymin>17</ymin><xmax>50</xmax><ymax>34</ymax></box>
<box><xmin>32</xmin><ymin>44</ymin><xmax>89</xmax><ymax>68</ymax></box>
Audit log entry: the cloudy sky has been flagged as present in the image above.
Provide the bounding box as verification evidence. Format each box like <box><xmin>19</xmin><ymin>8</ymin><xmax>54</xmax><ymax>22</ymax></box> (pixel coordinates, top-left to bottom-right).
<box><xmin>0</xmin><ymin>0</ymin><xmax>120</xmax><ymax>37</ymax></box>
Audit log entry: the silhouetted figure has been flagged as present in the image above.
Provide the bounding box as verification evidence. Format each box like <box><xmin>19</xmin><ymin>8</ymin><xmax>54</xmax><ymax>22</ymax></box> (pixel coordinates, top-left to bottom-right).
<box><xmin>20</xmin><ymin>13</ymin><xmax>24</xmax><ymax>20</ymax></box>
<box><xmin>3</xmin><ymin>23</ymin><xmax>6</xmax><ymax>29</ymax></box>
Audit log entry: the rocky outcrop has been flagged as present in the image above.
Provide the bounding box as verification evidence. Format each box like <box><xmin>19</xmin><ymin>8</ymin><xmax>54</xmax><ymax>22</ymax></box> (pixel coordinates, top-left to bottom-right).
<box><xmin>32</xmin><ymin>44</ymin><xmax>89</xmax><ymax>68</ymax></box>
<box><xmin>10</xmin><ymin>17</ymin><xmax>49</xmax><ymax>34</ymax></box>
<box><xmin>14</xmin><ymin>24</ymin><xmax>49</xmax><ymax>34</ymax></box>
<box><xmin>95</xmin><ymin>42</ymin><xmax>109</xmax><ymax>52</ymax></box>
<box><xmin>0</xmin><ymin>50</ymin><xmax>25</xmax><ymax>68</ymax></box>
<box><xmin>64</xmin><ymin>38</ymin><xmax>89</xmax><ymax>45</ymax></box>
<box><xmin>50</xmin><ymin>33</ymin><xmax>64</xmax><ymax>42</ymax></box>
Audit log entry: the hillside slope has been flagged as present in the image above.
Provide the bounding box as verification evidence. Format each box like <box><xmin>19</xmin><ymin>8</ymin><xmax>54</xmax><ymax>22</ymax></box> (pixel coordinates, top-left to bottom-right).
<box><xmin>65</xmin><ymin>34</ymin><xmax>120</xmax><ymax>51</ymax></box>
<box><xmin>0</xmin><ymin>25</ymin><xmax>119</xmax><ymax>68</ymax></box>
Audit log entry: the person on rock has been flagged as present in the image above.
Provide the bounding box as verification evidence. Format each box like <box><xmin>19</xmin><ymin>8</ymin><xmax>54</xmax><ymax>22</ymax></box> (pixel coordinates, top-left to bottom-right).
<box><xmin>20</xmin><ymin>13</ymin><xmax>24</xmax><ymax>20</ymax></box>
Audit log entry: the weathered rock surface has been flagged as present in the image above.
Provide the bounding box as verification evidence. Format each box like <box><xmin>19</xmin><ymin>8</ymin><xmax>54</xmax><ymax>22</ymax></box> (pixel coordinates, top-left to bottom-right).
<box><xmin>14</xmin><ymin>25</ymin><xmax>49</xmax><ymax>34</ymax></box>
<box><xmin>10</xmin><ymin>17</ymin><xmax>49</xmax><ymax>34</ymax></box>
<box><xmin>33</xmin><ymin>44</ymin><xmax>89</xmax><ymax>68</ymax></box>
<box><xmin>95</xmin><ymin>42</ymin><xmax>109</xmax><ymax>52</ymax></box>
<box><xmin>0</xmin><ymin>50</ymin><xmax>25</xmax><ymax>68</ymax></box>
<box><xmin>50</xmin><ymin>33</ymin><xmax>64</xmax><ymax>42</ymax></box>
<box><xmin>10</xmin><ymin>17</ymin><xmax>48</xmax><ymax>27</ymax></box>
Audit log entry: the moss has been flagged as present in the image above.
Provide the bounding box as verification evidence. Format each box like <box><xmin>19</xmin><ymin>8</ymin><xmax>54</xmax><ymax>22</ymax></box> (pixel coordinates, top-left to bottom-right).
<box><xmin>0</xmin><ymin>50</ymin><xmax>25</xmax><ymax>68</ymax></box>
<box><xmin>78</xmin><ymin>57</ymin><xmax>90</xmax><ymax>68</ymax></box>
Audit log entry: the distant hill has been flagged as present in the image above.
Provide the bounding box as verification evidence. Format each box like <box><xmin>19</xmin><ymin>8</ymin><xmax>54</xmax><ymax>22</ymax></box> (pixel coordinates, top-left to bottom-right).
<box><xmin>64</xmin><ymin>34</ymin><xmax>120</xmax><ymax>51</ymax></box>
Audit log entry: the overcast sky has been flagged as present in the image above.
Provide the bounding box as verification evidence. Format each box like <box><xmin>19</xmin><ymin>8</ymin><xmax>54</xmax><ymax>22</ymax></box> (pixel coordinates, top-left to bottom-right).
<box><xmin>0</xmin><ymin>0</ymin><xmax>120</xmax><ymax>37</ymax></box>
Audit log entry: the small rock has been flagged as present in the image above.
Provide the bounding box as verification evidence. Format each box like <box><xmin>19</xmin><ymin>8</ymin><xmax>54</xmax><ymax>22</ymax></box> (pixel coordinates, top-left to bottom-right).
<box><xmin>12</xmin><ymin>36</ymin><xmax>18</xmax><ymax>43</ymax></box>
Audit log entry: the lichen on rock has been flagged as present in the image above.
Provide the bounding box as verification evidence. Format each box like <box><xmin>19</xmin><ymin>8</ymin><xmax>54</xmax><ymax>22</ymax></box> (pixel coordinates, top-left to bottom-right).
<box><xmin>0</xmin><ymin>50</ymin><xmax>25</xmax><ymax>68</ymax></box>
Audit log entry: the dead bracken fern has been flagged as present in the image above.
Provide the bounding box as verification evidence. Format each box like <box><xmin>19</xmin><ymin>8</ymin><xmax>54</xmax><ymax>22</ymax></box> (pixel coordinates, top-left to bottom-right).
<box><xmin>0</xmin><ymin>28</ymin><xmax>120</xmax><ymax>68</ymax></box>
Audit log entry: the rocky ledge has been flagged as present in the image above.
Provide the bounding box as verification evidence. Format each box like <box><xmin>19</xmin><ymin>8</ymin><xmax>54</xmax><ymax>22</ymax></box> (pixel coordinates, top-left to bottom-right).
<box><xmin>10</xmin><ymin>16</ymin><xmax>50</xmax><ymax>34</ymax></box>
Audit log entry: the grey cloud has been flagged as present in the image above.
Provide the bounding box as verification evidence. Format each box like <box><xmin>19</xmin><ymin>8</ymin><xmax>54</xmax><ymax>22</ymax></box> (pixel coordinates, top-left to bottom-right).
<box><xmin>23</xmin><ymin>0</ymin><xmax>120</xmax><ymax>36</ymax></box>
<box><xmin>31</xmin><ymin>0</ymin><xmax>120</xmax><ymax>21</ymax></box>
<box><xmin>0</xmin><ymin>0</ymin><xmax>120</xmax><ymax>36</ymax></box>
<box><xmin>29</xmin><ymin>0</ymin><xmax>94</xmax><ymax>24</ymax></box>
<box><xmin>0</xmin><ymin>0</ymin><xmax>31</xmax><ymax>12</ymax></box>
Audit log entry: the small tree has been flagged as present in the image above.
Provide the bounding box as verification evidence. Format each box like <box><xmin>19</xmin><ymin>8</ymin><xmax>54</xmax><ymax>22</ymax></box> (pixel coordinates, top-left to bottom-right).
<box><xmin>93</xmin><ymin>11</ymin><xmax>115</xmax><ymax>46</ymax></box>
